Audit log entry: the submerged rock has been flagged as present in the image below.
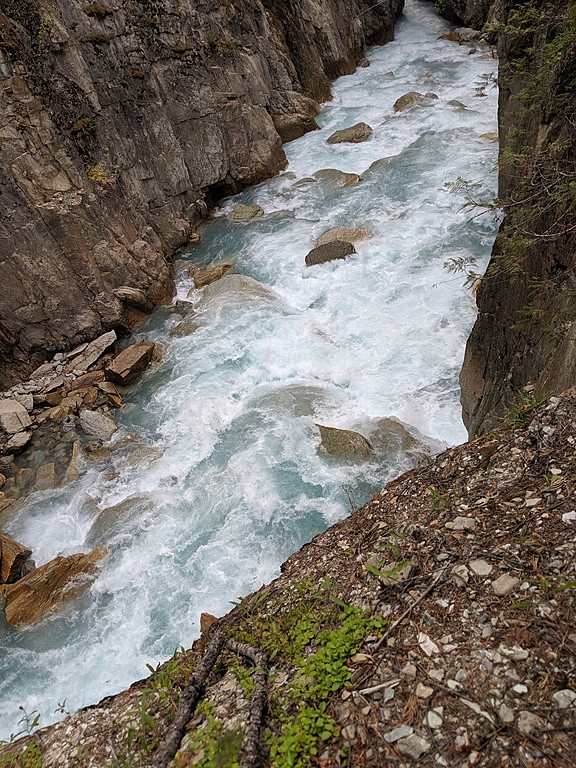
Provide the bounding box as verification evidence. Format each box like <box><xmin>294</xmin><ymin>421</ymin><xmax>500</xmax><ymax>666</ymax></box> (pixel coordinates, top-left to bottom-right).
<box><xmin>4</xmin><ymin>431</ymin><xmax>32</xmax><ymax>454</ymax></box>
<box><xmin>326</xmin><ymin>122</ymin><xmax>373</xmax><ymax>144</ymax></box>
<box><xmin>105</xmin><ymin>341</ymin><xmax>155</xmax><ymax>386</ymax></box>
<box><xmin>170</xmin><ymin>319</ymin><xmax>202</xmax><ymax>337</ymax></box>
<box><xmin>305</xmin><ymin>240</ymin><xmax>356</xmax><ymax>266</ymax></box>
<box><xmin>317</xmin><ymin>424</ymin><xmax>374</xmax><ymax>461</ymax></box>
<box><xmin>315</xmin><ymin>226</ymin><xmax>373</xmax><ymax>247</ymax></box>
<box><xmin>227</xmin><ymin>204</ymin><xmax>264</xmax><ymax>223</ymax></box>
<box><xmin>0</xmin><ymin>548</ymin><xmax>107</xmax><ymax>627</ymax></box>
<box><xmin>313</xmin><ymin>169</ymin><xmax>362</xmax><ymax>188</ymax></box>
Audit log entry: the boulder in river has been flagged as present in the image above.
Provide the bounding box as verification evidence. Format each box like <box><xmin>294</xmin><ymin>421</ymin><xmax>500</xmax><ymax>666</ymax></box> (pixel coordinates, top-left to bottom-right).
<box><xmin>0</xmin><ymin>548</ymin><xmax>107</xmax><ymax>627</ymax></box>
<box><xmin>192</xmin><ymin>264</ymin><xmax>233</xmax><ymax>289</ymax></box>
<box><xmin>326</xmin><ymin>122</ymin><xmax>373</xmax><ymax>144</ymax></box>
<box><xmin>315</xmin><ymin>226</ymin><xmax>373</xmax><ymax>247</ymax></box>
<box><xmin>0</xmin><ymin>400</ymin><xmax>32</xmax><ymax>435</ymax></box>
<box><xmin>369</xmin><ymin>417</ymin><xmax>444</xmax><ymax>461</ymax></box>
<box><xmin>196</xmin><ymin>275</ymin><xmax>279</xmax><ymax>309</ymax></box>
<box><xmin>317</xmin><ymin>424</ymin><xmax>374</xmax><ymax>461</ymax></box>
<box><xmin>305</xmin><ymin>240</ymin><xmax>356</xmax><ymax>266</ymax></box>
<box><xmin>79</xmin><ymin>410</ymin><xmax>118</xmax><ymax>441</ymax></box>
<box><xmin>170</xmin><ymin>318</ymin><xmax>202</xmax><ymax>337</ymax></box>
<box><xmin>0</xmin><ymin>534</ymin><xmax>32</xmax><ymax>584</ymax></box>
<box><xmin>393</xmin><ymin>91</ymin><xmax>427</xmax><ymax>112</ymax></box>
<box><xmin>105</xmin><ymin>341</ymin><xmax>155</xmax><ymax>386</ymax></box>
<box><xmin>64</xmin><ymin>330</ymin><xmax>117</xmax><ymax>374</ymax></box>
<box><xmin>227</xmin><ymin>204</ymin><xmax>264</xmax><ymax>222</ymax></box>
<box><xmin>313</xmin><ymin>169</ymin><xmax>361</xmax><ymax>188</ymax></box>
<box><xmin>4</xmin><ymin>431</ymin><xmax>31</xmax><ymax>454</ymax></box>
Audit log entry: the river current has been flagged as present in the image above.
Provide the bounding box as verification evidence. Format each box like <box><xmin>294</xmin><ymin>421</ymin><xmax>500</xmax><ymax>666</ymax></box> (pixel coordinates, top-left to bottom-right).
<box><xmin>0</xmin><ymin>1</ymin><xmax>498</xmax><ymax>739</ymax></box>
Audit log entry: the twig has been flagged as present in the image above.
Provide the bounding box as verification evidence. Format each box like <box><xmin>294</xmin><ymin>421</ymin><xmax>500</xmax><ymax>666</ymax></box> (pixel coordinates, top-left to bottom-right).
<box><xmin>373</xmin><ymin>567</ymin><xmax>448</xmax><ymax>650</ymax></box>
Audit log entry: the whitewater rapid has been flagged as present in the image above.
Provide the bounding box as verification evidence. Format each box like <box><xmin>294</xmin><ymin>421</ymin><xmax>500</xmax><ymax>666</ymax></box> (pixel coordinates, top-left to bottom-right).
<box><xmin>0</xmin><ymin>1</ymin><xmax>498</xmax><ymax>739</ymax></box>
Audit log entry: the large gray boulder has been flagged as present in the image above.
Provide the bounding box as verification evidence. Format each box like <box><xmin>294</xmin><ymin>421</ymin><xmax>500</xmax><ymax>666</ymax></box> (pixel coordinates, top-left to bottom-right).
<box><xmin>0</xmin><ymin>400</ymin><xmax>32</xmax><ymax>435</ymax></box>
<box><xmin>393</xmin><ymin>92</ymin><xmax>427</xmax><ymax>112</ymax></box>
<box><xmin>79</xmin><ymin>410</ymin><xmax>118</xmax><ymax>441</ymax></box>
<box><xmin>326</xmin><ymin>122</ymin><xmax>373</xmax><ymax>144</ymax></box>
<box><xmin>315</xmin><ymin>226</ymin><xmax>373</xmax><ymax>247</ymax></box>
<box><xmin>305</xmin><ymin>240</ymin><xmax>356</xmax><ymax>266</ymax></box>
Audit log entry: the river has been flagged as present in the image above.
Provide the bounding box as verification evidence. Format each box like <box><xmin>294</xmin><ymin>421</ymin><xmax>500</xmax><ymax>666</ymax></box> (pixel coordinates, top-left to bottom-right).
<box><xmin>0</xmin><ymin>0</ymin><xmax>498</xmax><ymax>740</ymax></box>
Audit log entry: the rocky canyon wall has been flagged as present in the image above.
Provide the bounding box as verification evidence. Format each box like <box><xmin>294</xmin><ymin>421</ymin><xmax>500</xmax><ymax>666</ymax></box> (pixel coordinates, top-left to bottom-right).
<box><xmin>443</xmin><ymin>0</ymin><xmax>576</xmax><ymax>436</ymax></box>
<box><xmin>0</xmin><ymin>0</ymin><xmax>404</xmax><ymax>388</ymax></box>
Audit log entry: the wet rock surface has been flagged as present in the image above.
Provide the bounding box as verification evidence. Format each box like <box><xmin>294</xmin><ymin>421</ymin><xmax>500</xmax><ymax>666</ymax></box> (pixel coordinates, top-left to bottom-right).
<box><xmin>305</xmin><ymin>240</ymin><xmax>357</xmax><ymax>266</ymax></box>
<box><xmin>3</xmin><ymin>390</ymin><xmax>575</xmax><ymax>767</ymax></box>
<box><xmin>326</xmin><ymin>122</ymin><xmax>374</xmax><ymax>144</ymax></box>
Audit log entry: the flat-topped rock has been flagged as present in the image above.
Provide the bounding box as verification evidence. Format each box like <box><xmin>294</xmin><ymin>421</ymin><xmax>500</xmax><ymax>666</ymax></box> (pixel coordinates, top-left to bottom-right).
<box><xmin>79</xmin><ymin>410</ymin><xmax>118</xmax><ymax>441</ymax></box>
<box><xmin>105</xmin><ymin>341</ymin><xmax>155</xmax><ymax>386</ymax></box>
<box><xmin>192</xmin><ymin>264</ymin><xmax>233</xmax><ymax>289</ymax></box>
<box><xmin>393</xmin><ymin>91</ymin><xmax>427</xmax><ymax>111</ymax></box>
<box><xmin>227</xmin><ymin>204</ymin><xmax>264</xmax><ymax>222</ymax></box>
<box><xmin>317</xmin><ymin>424</ymin><xmax>374</xmax><ymax>460</ymax></box>
<box><xmin>64</xmin><ymin>330</ymin><xmax>117</xmax><ymax>374</ymax></box>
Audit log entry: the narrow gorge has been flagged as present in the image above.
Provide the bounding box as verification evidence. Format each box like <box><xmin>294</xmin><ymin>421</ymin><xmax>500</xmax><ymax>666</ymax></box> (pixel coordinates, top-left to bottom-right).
<box><xmin>0</xmin><ymin>0</ymin><xmax>574</xmax><ymax>766</ymax></box>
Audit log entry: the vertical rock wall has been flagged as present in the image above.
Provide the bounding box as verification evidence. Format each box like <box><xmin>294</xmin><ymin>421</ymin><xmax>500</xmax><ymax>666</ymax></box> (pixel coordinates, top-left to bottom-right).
<box><xmin>459</xmin><ymin>0</ymin><xmax>576</xmax><ymax>435</ymax></box>
<box><xmin>0</xmin><ymin>0</ymin><xmax>404</xmax><ymax>387</ymax></box>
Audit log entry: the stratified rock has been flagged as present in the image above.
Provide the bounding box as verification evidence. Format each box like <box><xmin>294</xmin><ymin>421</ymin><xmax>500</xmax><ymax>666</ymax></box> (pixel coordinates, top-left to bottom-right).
<box><xmin>64</xmin><ymin>331</ymin><xmax>117</xmax><ymax>374</ymax></box>
<box><xmin>317</xmin><ymin>424</ymin><xmax>374</xmax><ymax>460</ymax></box>
<box><xmin>113</xmin><ymin>286</ymin><xmax>153</xmax><ymax>312</ymax></box>
<box><xmin>71</xmin><ymin>371</ymin><xmax>106</xmax><ymax>390</ymax></box>
<box><xmin>315</xmin><ymin>226</ymin><xmax>374</xmax><ymax>247</ymax></box>
<box><xmin>0</xmin><ymin>548</ymin><xmax>107</xmax><ymax>627</ymax></box>
<box><xmin>200</xmin><ymin>613</ymin><xmax>218</xmax><ymax>633</ymax></box>
<box><xmin>227</xmin><ymin>204</ymin><xmax>264</xmax><ymax>222</ymax></box>
<box><xmin>193</xmin><ymin>264</ymin><xmax>233</xmax><ymax>288</ymax></box>
<box><xmin>35</xmin><ymin>463</ymin><xmax>57</xmax><ymax>492</ymax></box>
<box><xmin>0</xmin><ymin>400</ymin><xmax>32</xmax><ymax>435</ymax></box>
<box><xmin>79</xmin><ymin>410</ymin><xmax>118</xmax><ymax>441</ymax></box>
<box><xmin>393</xmin><ymin>91</ymin><xmax>426</xmax><ymax>111</ymax></box>
<box><xmin>0</xmin><ymin>534</ymin><xmax>32</xmax><ymax>584</ymax></box>
<box><xmin>313</xmin><ymin>169</ymin><xmax>362</xmax><ymax>188</ymax></box>
<box><xmin>105</xmin><ymin>341</ymin><xmax>155</xmax><ymax>386</ymax></box>
<box><xmin>306</xmin><ymin>240</ymin><xmax>356</xmax><ymax>266</ymax></box>
<box><xmin>326</xmin><ymin>122</ymin><xmax>373</xmax><ymax>144</ymax></box>
<box><xmin>4</xmin><ymin>431</ymin><xmax>32</xmax><ymax>454</ymax></box>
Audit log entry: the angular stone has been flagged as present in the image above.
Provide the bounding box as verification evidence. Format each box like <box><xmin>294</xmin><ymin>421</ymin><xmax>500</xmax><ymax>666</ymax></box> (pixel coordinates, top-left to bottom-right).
<box><xmin>62</xmin><ymin>442</ymin><xmax>83</xmax><ymax>485</ymax></box>
<box><xmin>384</xmin><ymin>725</ymin><xmax>413</xmax><ymax>743</ymax></box>
<box><xmin>393</xmin><ymin>92</ymin><xmax>426</xmax><ymax>112</ymax></box>
<box><xmin>469</xmin><ymin>558</ymin><xmax>493</xmax><ymax>576</ymax></box>
<box><xmin>416</xmin><ymin>683</ymin><xmax>434</xmax><ymax>699</ymax></box>
<box><xmin>492</xmin><ymin>573</ymin><xmax>520</xmax><ymax>596</ymax></box>
<box><xmin>517</xmin><ymin>711</ymin><xmax>544</xmax><ymax>736</ymax></box>
<box><xmin>0</xmin><ymin>400</ymin><xmax>32</xmax><ymax>435</ymax></box>
<box><xmin>0</xmin><ymin>534</ymin><xmax>32</xmax><ymax>584</ymax></box>
<box><xmin>317</xmin><ymin>424</ymin><xmax>373</xmax><ymax>460</ymax></box>
<box><xmin>425</xmin><ymin>707</ymin><xmax>443</xmax><ymax>729</ymax></box>
<box><xmin>200</xmin><ymin>612</ymin><xmax>218</xmax><ymax>633</ymax></box>
<box><xmin>0</xmin><ymin>548</ymin><xmax>107</xmax><ymax>627</ymax></box>
<box><xmin>79</xmin><ymin>410</ymin><xmax>118</xmax><ymax>441</ymax></box>
<box><xmin>445</xmin><ymin>516</ymin><xmax>476</xmax><ymax>531</ymax></box>
<box><xmin>4</xmin><ymin>431</ymin><xmax>31</xmax><ymax>453</ymax></box>
<box><xmin>227</xmin><ymin>204</ymin><xmax>264</xmax><ymax>222</ymax></box>
<box><xmin>35</xmin><ymin>462</ymin><xmax>57</xmax><ymax>491</ymax></box>
<box><xmin>193</xmin><ymin>264</ymin><xmax>233</xmax><ymax>288</ymax></box>
<box><xmin>315</xmin><ymin>226</ymin><xmax>374</xmax><ymax>247</ymax></box>
<box><xmin>397</xmin><ymin>734</ymin><xmax>430</xmax><ymax>760</ymax></box>
<box><xmin>70</xmin><ymin>371</ymin><xmax>106</xmax><ymax>390</ymax></box>
<box><xmin>552</xmin><ymin>689</ymin><xmax>576</xmax><ymax>709</ymax></box>
<box><xmin>326</xmin><ymin>122</ymin><xmax>373</xmax><ymax>144</ymax></box>
<box><xmin>305</xmin><ymin>240</ymin><xmax>356</xmax><ymax>267</ymax></box>
<box><xmin>64</xmin><ymin>330</ymin><xmax>117</xmax><ymax>374</ymax></box>
<box><xmin>105</xmin><ymin>341</ymin><xmax>155</xmax><ymax>386</ymax></box>
<box><xmin>196</xmin><ymin>275</ymin><xmax>278</xmax><ymax>309</ymax></box>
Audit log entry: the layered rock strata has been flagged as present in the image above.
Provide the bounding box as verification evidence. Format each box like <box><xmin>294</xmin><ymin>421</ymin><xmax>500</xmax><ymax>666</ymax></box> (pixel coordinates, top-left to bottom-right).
<box><xmin>0</xmin><ymin>0</ymin><xmax>403</xmax><ymax>387</ymax></box>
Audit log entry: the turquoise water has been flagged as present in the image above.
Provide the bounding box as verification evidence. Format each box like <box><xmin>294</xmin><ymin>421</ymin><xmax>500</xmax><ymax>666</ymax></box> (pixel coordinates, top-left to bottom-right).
<box><xmin>0</xmin><ymin>1</ymin><xmax>498</xmax><ymax>738</ymax></box>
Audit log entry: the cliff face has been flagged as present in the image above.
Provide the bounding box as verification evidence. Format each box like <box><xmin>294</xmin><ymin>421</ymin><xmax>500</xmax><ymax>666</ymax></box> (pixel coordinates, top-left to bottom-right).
<box><xmin>0</xmin><ymin>0</ymin><xmax>403</xmax><ymax>388</ymax></box>
<box><xmin>457</xmin><ymin>0</ymin><xmax>576</xmax><ymax>436</ymax></box>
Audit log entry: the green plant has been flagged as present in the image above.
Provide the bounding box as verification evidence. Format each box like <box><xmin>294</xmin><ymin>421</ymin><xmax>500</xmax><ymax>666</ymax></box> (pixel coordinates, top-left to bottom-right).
<box><xmin>0</xmin><ymin>743</ymin><xmax>42</xmax><ymax>768</ymax></box>
<box><xmin>126</xmin><ymin>694</ymin><xmax>157</xmax><ymax>753</ymax></box>
<box><xmin>71</xmin><ymin>117</ymin><xmax>97</xmax><ymax>135</ymax></box>
<box><xmin>81</xmin><ymin>33</ymin><xmax>111</xmax><ymax>45</ymax></box>
<box><xmin>86</xmin><ymin>164</ymin><xmax>108</xmax><ymax>185</ymax></box>
<box><xmin>183</xmin><ymin>704</ymin><xmax>242</xmax><ymax>768</ymax></box>
<box><xmin>502</xmin><ymin>388</ymin><xmax>548</xmax><ymax>428</ymax></box>
<box><xmin>269</xmin><ymin>704</ymin><xmax>339</xmax><ymax>768</ymax></box>
<box><xmin>428</xmin><ymin>487</ymin><xmax>454</xmax><ymax>512</ymax></box>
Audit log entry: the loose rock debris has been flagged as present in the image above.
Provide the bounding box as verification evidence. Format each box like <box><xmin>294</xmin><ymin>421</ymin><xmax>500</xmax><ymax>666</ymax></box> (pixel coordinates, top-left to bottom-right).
<box><xmin>1</xmin><ymin>392</ymin><xmax>576</xmax><ymax>767</ymax></box>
